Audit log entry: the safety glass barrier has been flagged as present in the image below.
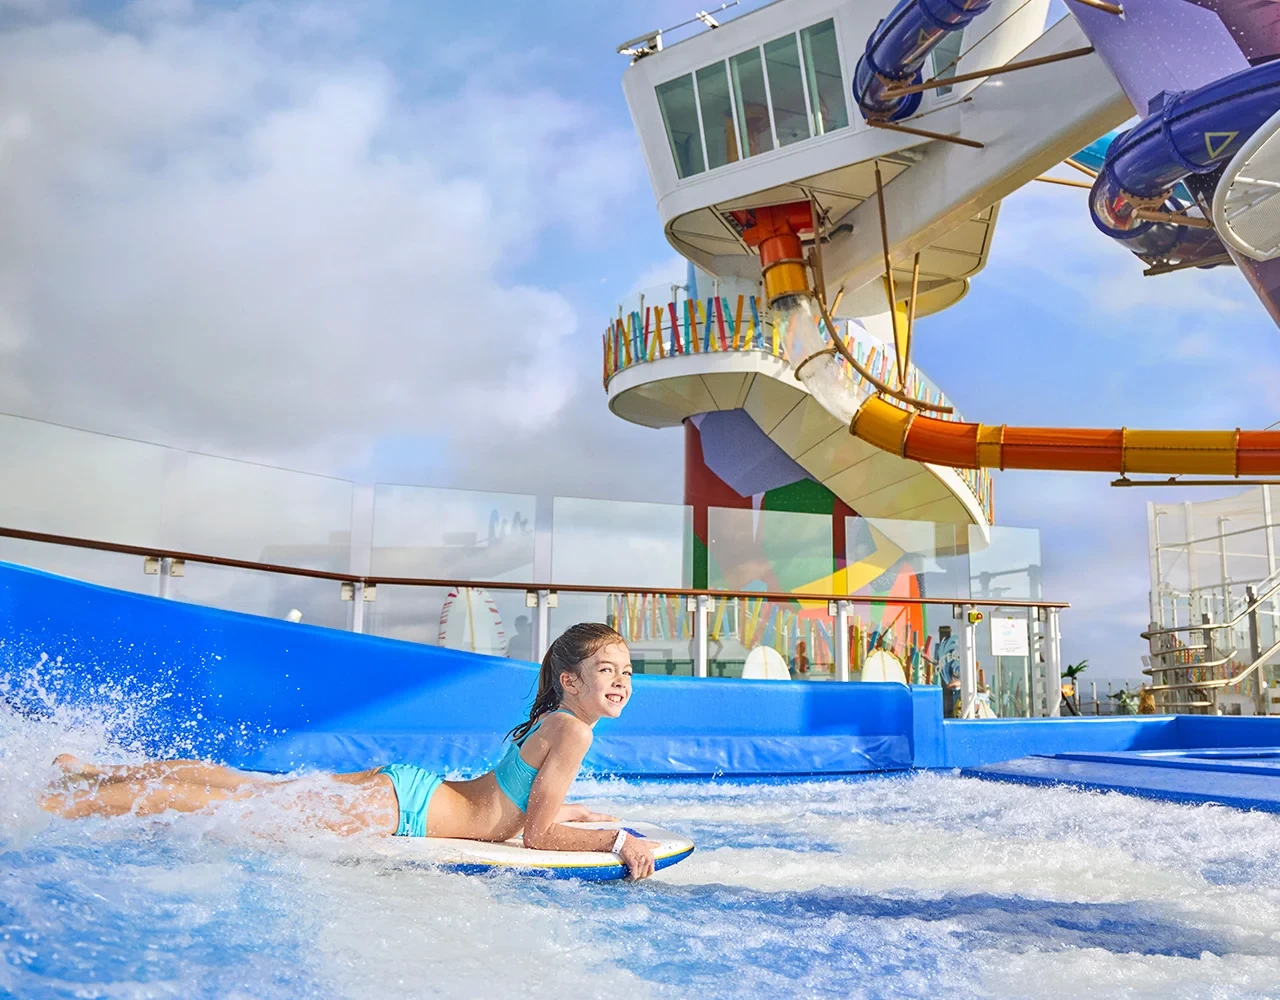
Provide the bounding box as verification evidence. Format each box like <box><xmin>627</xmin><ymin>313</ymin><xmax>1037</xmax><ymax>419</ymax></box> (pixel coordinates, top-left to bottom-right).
<box><xmin>370</xmin><ymin>484</ymin><xmax>535</xmax><ymax>582</ymax></box>
<box><xmin>706</xmin><ymin>506</ymin><xmax>833</xmax><ymax>595</ymax></box>
<box><xmin>550</xmin><ymin>497</ymin><xmax>691</xmax><ymax>589</ymax></box>
<box><xmin>553</xmin><ymin>591</ymin><xmax>693</xmax><ymax>676</ymax></box>
<box><xmin>707</xmin><ymin>597</ymin><xmax>834</xmax><ymax>680</ymax></box>
<box><xmin>0</xmin><ymin>535</ymin><xmax>162</xmax><ymax>598</ymax></box>
<box><xmin>365</xmin><ymin>583</ymin><xmax>530</xmax><ymax>660</ymax></box>
<box><xmin>0</xmin><ymin>412</ymin><xmax>355</xmax><ymax>572</ymax></box>
<box><xmin>845</xmin><ymin>517</ymin><xmax>970</xmax><ymax>601</ymax></box>
<box><xmin>168</xmin><ymin>562</ymin><xmax>351</xmax><ymax>632</ymax></box>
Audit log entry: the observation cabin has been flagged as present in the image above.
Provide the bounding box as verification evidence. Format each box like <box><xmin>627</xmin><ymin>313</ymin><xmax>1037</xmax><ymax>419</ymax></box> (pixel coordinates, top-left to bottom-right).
<box><xmin>603</xmin><ymin>0</ymin><xmax>1130</xmax><ymax>542</ymax></box>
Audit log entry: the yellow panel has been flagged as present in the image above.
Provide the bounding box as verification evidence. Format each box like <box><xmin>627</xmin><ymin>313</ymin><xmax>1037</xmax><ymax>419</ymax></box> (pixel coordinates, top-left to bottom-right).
<box><xmin>795</xmin><ymin>425</ymin><xmax>862</xmax><ymax>478</ymax></box>
<box><xmin>1124</xmin><ymin>429</ymin><xmax>1239</xmax><ymax>475</ymax></box>
<box><xmin>892</xmin><ymin>494</ymin><xmax>972</xmax><ymax>525</ymax></box>
<box><xmin>729</xmin><ymin>371</ymin><xmax>757</xmax><ymax>409</ymax></box>
<box><xmin>917</xmin><ymin>245</ymin><xmax>987</xmax><ymax>280</ymax></box>
<box><xmin>702</xmin><ymin>371</ymin><xmax>749</xmax><ymax>411</ymax></box>
<box><xmin>743</xmin><ymin>373</ymin><xmax>805</xmax><ymax>434</ymax></box>
<box><xmin>650</xmin><ymin>373</ymin><xmax>719</xmax><ymax>416</ymax></box>
<box><xmin>927</xmin><ymin>218</ymin><xmax>992</xmax><ymax>255</ymax></box>
<box><xmin>610</xmin><ymin>386</ymin><xmax>696</xmax><ymax>428</ymax></box>
<box><xmin>850</xmin><ymin>470</ymin><xmax>947</xmax><ymax>519</ymax></box>
<box><xmin>769</xmin><ymin>395</ymin><xmax>843</xmax><ymax>458</ymax></box>
<box><xmin>823</xmin><ymin>449</ymin><xmax>922</xmax><ymax>500</ymax></box>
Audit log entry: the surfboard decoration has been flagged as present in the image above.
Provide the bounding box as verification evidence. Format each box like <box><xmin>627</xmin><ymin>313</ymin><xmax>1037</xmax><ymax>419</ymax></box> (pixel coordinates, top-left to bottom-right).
<box><xmin>371</xmin><ymin>821</ymin><xmax>694</xmax><ymax>881</ymax></box>
<box><xmin>741</xmin><ymin>645</ymin><xmax>791</xmax><ymax>680</ymax></box>
<box><xmin>860</xmin><ymin>648</ymin><xmax>907</xmax><ymax>684</ymax></box>
<box><xmin>438</xmin><ymin>586</ymin><xmax>508</xmax><ymax>657</ymax></box>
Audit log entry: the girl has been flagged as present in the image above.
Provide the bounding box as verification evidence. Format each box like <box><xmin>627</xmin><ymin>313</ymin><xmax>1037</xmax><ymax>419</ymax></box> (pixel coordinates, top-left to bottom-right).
<box><xmin>44</xmin><ymin>622</ymin><xmax>657</xmax><ymax>880</ymax></box>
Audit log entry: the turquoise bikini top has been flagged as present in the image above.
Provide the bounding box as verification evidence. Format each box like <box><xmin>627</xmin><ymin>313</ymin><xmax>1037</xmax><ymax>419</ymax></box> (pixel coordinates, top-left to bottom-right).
<box><xmin>494</xmin><ymin>709</ymin><xmax>573</xmax><ymax>812</ymax></box>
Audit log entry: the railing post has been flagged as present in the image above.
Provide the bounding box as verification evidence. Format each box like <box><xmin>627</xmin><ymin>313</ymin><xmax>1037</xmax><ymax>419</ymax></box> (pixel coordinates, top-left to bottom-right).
<box><xmin>530</xmin><ymin>589</ymin><xmax>555</xmax><ymax>663</ymax></box>
<box><xmin>351</xmin><ymin>582</ymin><xmax>366</xmax><ymax>634</ymax></box>
<box><xmin>690</xmin><ymin>593</ymin><xmax>710</xmax><ymax>678</ymax></box>
<box><xmin>832</xmin><ymin>599</ymin><xmax>851</xmax><ymax>682</ymax></box>
<box><xmin>158</xmin><ymin>556</ymin><xmax>173</xmax><ymax>600</ymax></box>
<box><xmin>1046</xmin><ymin>607</ymin><xmax>1063</xmax><ymax>717</ymax></box>
<box><xmin>960</xmin><ymin>605</ymin><xmax>978</xmax><ymax>718</ymax></box>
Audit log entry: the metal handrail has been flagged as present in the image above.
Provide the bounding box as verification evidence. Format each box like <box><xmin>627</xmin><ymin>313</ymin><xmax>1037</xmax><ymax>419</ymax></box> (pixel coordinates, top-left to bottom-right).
<box><xmin>1148</xmin><ymin>635</ymin><xmax>1280</xmax><ymax>693</ymax></box>
<box><xmin>0</xmin><ymin>524</ymin><xmax>1071</xmax><ymax>610</ymax></box>
<box><xmin>1141</xmin><ymin>568</ymin><xmax>1280</xmax><ymax>639</ymax></box>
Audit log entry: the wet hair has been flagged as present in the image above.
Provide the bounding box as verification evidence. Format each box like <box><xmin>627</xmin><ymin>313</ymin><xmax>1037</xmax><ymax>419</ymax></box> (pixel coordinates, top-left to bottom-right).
<box><xmin>505</xmin><ymin>622</ymin><xmax>626</xmax><ymax>744</ymax></box>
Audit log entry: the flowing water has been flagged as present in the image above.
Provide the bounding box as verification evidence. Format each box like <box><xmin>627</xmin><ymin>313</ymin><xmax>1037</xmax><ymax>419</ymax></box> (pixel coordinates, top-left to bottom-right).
<box><xmin>4</xmin><ymin>687</ymin><xmax>1280</xmax><ymax>999</ymax></box>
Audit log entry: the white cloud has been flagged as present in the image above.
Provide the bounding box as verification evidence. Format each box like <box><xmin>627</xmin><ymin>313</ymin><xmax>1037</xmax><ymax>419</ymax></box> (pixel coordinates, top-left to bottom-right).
<box><xmin>0</xmin><ymin>2</ymin><xmax>639</xmax><ymax>467</ymax></box>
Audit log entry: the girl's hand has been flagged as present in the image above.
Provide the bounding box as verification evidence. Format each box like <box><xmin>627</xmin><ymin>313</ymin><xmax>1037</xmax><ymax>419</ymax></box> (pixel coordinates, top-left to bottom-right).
<box><xmin>557</xmin><ymin>803</ymin><xmax>619</xmax><ymax>823</ymax></box>
<box><xmin>618</xmin><ymin>835</ymin><xmax>658</xmax><ymax>881</ymax></box>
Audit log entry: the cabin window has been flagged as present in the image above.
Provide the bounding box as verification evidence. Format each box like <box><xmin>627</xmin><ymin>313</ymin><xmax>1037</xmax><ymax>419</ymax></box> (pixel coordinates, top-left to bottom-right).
<box><xmin>800</xmin><ymin>19</ymin><xmax>848</xmax><ymax>135</ymax></box>
<box><xmin>931</xmin><ymin>31</ymin><xmax>965</xmax><ymax>95</ymax></box>
<box><xmin>764</xmin><ymin>35</ymin><xmax>811</xmax><ymax>147</ymax></box>
<box><xmin>696</xmin><ymin>62</ymin><xmax>740</xmax><ymax>169</ymax></box>
<box><xmin>729</xmin><ymin>48</ymin><xmax>774</xmax><ymax>158</ymax></box>
<box><xmin>655</xmin><ymin>18</ymin><xmax>848</xmax><ymax>180</ymax></box>
<box><xmin>657</xmin><ymin>74</ymin><xmax>706</xmax><ymax>178</ymax></box>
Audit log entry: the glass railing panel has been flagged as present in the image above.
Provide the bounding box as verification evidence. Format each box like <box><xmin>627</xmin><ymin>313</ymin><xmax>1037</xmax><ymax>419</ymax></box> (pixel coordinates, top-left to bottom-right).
<box><xmin>846</xmin><ymin>517</ymin><xmax>969</xmax><ymax>601</ymax></box>
<box><xmin>0</xmin><ymin>413</ymin><xmax>170</xmax><ymax>547</ymax></box>
<box><xmin>707</xmin><ymin>506</ymin><xmax>833</xmax><ymax>594</ymax></box>
<box><xmin>370</xmin><ymin>485</ymin><xmax>535</xmax><ymax>581</ymax></box>
<box><xmin>551</xmin><ymin>497</ymin><xmax>692</xmax><ymax>588</ymax></box>
<box><xmin>553</xmin><ymin>590</ymin><xmax>693</xmax><ymax>676</ymax></box>
<box><xmin>976</xmin><ymin>606</ymin><xmax>1034</xmax><ymax>718</ymax></box>
<box><xmin>846</xmin><ymin>598</ymin><xmax>936</xmax><ymax>684</ymax></box>
<box><xmin>708</xmin><ymin>596</ymin><xmax>835</xmax><ymax>680</ymax></box>
<box><xmin>0</xmin><ymin>537</ymin><xmax>159</xmax><ymax>596</ymax></box>
<box><xmin>968</xmin><ymin>524</ymin><xmax>1042</xmax><ymax>601</ymax></box>
<box><xmin>168</xmin><ymin>563</ymin><xmax>350</xmax><ymax>632</ymax></box>
<box><xmin>169</xmin><ymin>454</ymin><xmax>352</xmax><ymax>572</ymax></box>
<box><xmin>364</xmin><ymin>583</ymin><xmax>530</xmax><ymax>660</ymax></box>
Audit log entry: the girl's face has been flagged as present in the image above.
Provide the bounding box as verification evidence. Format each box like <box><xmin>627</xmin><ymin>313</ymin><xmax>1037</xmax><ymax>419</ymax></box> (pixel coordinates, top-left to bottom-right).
<box><xmin>562</xmin><ymin>642</ymin><xmax>632</xmax><ymax>722</ymax></box>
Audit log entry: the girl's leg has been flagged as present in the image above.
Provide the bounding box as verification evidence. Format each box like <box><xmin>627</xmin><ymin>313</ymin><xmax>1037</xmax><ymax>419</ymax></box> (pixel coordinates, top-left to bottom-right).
<box><xmin>41</xmin><ymin>776</ymin><xmax>248</xmax><ymax>820</ymax></box>
<box><xmin>54</xmin><ymin>755</ymin><xmax>269</xmax><ymax>790</ymax></box>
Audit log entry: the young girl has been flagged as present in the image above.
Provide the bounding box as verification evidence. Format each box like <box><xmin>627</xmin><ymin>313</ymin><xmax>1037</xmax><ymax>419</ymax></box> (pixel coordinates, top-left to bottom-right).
<box><xmin>44</xmin><ymin>622</ymin><xmax>657</xmax><ymax>880</ymax></box>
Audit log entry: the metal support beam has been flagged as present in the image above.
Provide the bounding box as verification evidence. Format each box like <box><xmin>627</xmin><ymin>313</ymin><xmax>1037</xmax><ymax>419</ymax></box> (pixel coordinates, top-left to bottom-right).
<box><xmin>960</xmin><ymin>606</ymin><xmax>978</xmax><ymax>718</ymax></box>
<box><xmin>1046</xmin><ymin>608</ymin><xmax>1063</xmax><ymax>717</ymax></box>
<box><xmin>691</xmin><ymin>594</ymin><xmax>711</xmax><ymax>678</ymax></box>
<box><xmin>832</xmin><ymin>600</ymin><xmax>851</xmax><ymax>682</ymax></box>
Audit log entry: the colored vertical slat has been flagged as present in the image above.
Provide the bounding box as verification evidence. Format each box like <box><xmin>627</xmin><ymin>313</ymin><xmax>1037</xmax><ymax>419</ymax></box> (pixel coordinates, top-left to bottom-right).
<box><xmin>749</xmin><ymin>297</ymin><xmax>762</xmax><ymax>349</ymax></box>
<box><xmin>623</xmin><ymin>315</ymin><xmax>632</xmax><ymax>366</ymax></box>
<box><xmin>715</xmin><ymin>297</ymin><xmax>728</xmax><ymax>351</ymax></box>
<box><xmin>701</xmin><ymin>299</ymin><xmax>713</xmax><ymax>352</ymax></box>
<box><xmin>668</xmin><ymin>302</ymin><xmax>681</xmax><ymax>355</ymax></box>
<box><xmin>654</xmin><ymin>307</ymin><xmax>665</xmax><ymax>359</ymax></box>
<box><xmin>732</xmin><ymin>295</ymin><xmax>744</xmax><ymax>350</ymax></box>
<box><xmin>683</xmin><ymin>299</ymin><xmax>693</xmax><ymax>353</ymax></box>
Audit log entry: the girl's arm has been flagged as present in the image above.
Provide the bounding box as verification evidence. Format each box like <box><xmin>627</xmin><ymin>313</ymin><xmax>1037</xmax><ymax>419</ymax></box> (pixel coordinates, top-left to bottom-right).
<box><xmin>522</xmin><ymin>724</ymin><xmax>655</xmax><ymax>880</ymax></box>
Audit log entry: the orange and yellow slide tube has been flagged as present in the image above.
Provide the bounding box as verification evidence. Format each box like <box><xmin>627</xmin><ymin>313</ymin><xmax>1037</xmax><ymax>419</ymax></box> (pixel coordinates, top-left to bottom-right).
<box><xmin>850</xmin><ymin>395</ymin><xmax>1280</xmax><ymax>475</ymax></box>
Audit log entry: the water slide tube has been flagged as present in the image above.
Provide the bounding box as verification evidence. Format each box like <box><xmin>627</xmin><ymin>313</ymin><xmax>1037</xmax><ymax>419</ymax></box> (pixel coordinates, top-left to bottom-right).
<box><xmin>853</xmin><ymin>0</ymin><xmax>991</xmax><ymax>121</ymax></box>
<box><xmin>848</xmin><ymin>395</ymin><xmax>1280</xmax><ymax>475</ymax></box>
<box><xmin>1089</xmin><ymin>60</ymin><xmax>1280</xmax><ymax>264</ymax></box>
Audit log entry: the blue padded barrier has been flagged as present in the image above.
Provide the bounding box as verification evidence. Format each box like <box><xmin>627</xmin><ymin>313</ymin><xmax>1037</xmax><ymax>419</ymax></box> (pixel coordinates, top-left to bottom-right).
<box><xmin>0</xmin><ymin>561</ymin><xmax>915</xmax><ymax>777</ymax></box>
<box><xmin>939</xmin><ymin>716</ymin><xmax>1181</xmax><ymax>768</ymax></box>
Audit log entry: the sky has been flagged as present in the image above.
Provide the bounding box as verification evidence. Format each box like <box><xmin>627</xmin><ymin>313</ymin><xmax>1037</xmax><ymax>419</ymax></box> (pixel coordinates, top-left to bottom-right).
<box><xmin>2</xmin><ymin>0</ymin><xmax>1279</xmax><ymax>681</ymax></box>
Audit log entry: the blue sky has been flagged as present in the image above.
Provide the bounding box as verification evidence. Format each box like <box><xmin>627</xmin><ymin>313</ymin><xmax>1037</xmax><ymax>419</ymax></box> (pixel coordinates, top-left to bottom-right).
<box><xmin>2</xmin><ymin>0</ymin><xmax>1278</xmax><ymax>681</ymax></box>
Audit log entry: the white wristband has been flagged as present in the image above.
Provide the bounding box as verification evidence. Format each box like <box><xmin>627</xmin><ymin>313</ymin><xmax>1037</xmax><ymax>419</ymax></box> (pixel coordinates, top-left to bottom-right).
<box><xmin>611</xmin><ymin>829</ymin><xmax>628</xmax><ymax>855</ymax></box>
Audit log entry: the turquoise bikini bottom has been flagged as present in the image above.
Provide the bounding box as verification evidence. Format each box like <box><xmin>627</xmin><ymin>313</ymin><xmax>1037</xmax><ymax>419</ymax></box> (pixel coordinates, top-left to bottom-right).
<box><xmin>378</xmin><ymin>763</ymin><xmax>443</xmax><ymax>837</ymax></box>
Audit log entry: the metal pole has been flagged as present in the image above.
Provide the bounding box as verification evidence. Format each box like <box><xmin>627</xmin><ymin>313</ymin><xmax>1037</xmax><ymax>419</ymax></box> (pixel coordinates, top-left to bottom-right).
<box><xmin>534</xmin><ymin>589</ymin><xmax>552</xmax><ymax>662</ymax></box>
<box><xmin>960</xmin><ymin>606</ymin><xmax>978</xmax><ymax>718</ymax></box>
<box><xmin>1046</xmin><ymin>608</ymin><xmax>1063</xmax><ymax>717</ymax></box>
<box><xmin>1184</xmin><ymin>501</ymin><xmax>1198</xmax><ymax>629</ymax></box>
<box><xmin>832</xmin><ymin>600</ymin><xmax>851</xmax><ymax>681</ymax></box>
<box><xmin>351</xmin><ymin>581</ymin><xmax>366</xmax><ymax>634</ymax></box>
<box><xmin>692</xmin><ymin>594</ymin><xmax>710</xmax><ymax>678</ymax></box>
<box><xmin>1147</xmin><ymin>504</ymin><xmax>1163</xmax><ymax>627</ymax></box>
<box><xmin>158</xmin><ymin>557</ymin><xmax>172</xmax><ymax>600</ymax></box>
<box><xmin>1217</xmin><ymin>515</ymin><xmax>1232</xmax><ymax>620</ymax></box>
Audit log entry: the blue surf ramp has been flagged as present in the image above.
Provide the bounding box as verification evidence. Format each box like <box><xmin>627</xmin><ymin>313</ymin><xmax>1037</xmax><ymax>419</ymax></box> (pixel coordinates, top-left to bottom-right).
<box><xmin>0</xmin><ymin>561</ymin><xmax>916</xmax><ymax>776</ymax></box>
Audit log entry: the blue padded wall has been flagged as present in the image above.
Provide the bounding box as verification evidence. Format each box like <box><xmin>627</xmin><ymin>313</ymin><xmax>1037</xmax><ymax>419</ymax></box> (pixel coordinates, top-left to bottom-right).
<box><xmin>0</xmin><ymin>562</ymin><xmax>915</xmax><ymax>776</ymax></box>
